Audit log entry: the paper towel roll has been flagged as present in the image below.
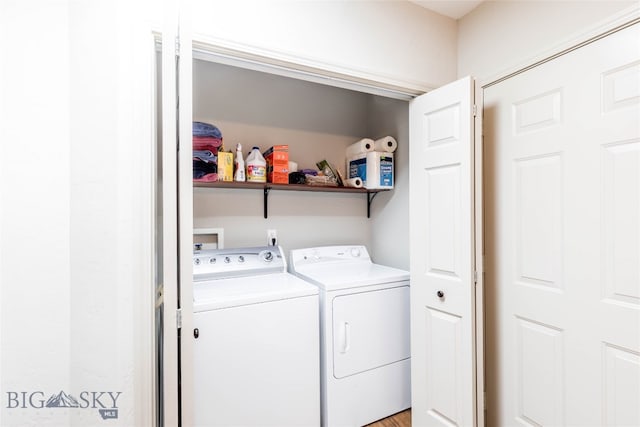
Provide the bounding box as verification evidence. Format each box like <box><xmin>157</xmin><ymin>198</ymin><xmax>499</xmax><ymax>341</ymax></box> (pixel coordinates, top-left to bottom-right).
<box><xmin>373</xmin><ymin>136</ymin><xmax>397</xmax><ymax>153</ymax></box>
<box><xmin>344</xmin><ymin>177</ymin><xmax>364</xmax><ymax>188</ymax></box>
<box><xmin>345</xmin><ymin>138</ymin><xmax>374</xmax><ymax>158</ymax></box>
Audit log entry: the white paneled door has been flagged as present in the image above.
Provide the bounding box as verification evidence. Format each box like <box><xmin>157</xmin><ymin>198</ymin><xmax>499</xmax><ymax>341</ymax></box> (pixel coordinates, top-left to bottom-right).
<box><xmin>410</xmin><ymin>76</ymin><xmax>484</xmax><ymax>426</ymax></box>
<box><xmin>484</xmin><ymin>23</ymin><xmax>640</xmax><ymax>426</ymax></box>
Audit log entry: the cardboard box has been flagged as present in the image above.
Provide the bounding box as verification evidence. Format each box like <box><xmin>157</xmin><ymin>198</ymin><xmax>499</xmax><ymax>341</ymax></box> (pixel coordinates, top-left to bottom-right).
<box><xmin>217</xmin><ymin>151</ymin><xmax>233</xmax><ymax>182</ymax></box>
<box><xmin>347</xmin><ymin>151</ymin><xmax>394</xmax><ymax>189</ymax></box>
<box><xmin>263</xmin><ymin>145</ymin><xmax>289</xmax><ymax>184</ymax></box>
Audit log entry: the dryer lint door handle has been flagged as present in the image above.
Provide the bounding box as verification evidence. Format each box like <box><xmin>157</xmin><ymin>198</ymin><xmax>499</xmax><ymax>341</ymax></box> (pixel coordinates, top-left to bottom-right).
<box><xmin>340</xmin><ymin>322</ymin><xmax>351</xmax><ymax>354</ymax></box>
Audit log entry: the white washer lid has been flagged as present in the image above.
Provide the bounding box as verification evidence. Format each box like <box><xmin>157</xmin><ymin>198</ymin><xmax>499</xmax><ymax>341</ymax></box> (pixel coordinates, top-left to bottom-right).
<box><xmin>292</xmin><ymin>262</ymin><xmax>409</xmax><ymax>291</ymax></box>
<box><xmin>193</xmin><ymin>272</ymin><xmax>318</xmax><ymax>312</ymax></box>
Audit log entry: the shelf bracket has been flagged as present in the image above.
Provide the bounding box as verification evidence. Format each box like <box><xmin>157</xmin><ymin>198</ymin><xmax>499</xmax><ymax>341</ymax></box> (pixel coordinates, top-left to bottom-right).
<box><xmin>367</xmin><ymin>191</ymin><xmax>379</xmax><ymax>218</ymax></box>
<box><xmin>263</xmin><ymin>187</ymin><xmax>271</xmax><ymax>219</ymax></box>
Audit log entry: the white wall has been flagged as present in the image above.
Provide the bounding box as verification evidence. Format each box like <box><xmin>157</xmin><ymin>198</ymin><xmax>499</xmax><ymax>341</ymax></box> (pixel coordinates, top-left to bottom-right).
<box><xmin>1</xmin><ymin>2</ymin><xmax>72</xmax><ymax>425</ymax></box>
<box><xmin>367</xmin><ymin>96</ymin><xmax>410</xmax><ymax>270</ymax></box>
<box><xmin>457</xmin><ymin>0</ymin><xmax>637</xmax><ymax>82</ymax></box>
<box><xmin>190</xmin><ymin>0</ymin><xmax>458</xmax><ymax>92</ymax></box>
<box><xmin>1</xmin><ymin>1</ymin><xmax>155</xmax><ymax>426</ymax></box>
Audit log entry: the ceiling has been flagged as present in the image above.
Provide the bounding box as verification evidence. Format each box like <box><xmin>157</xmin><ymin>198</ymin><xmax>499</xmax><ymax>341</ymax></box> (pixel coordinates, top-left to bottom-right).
<box><xmin>409</xmin><ymin>0</ymin><xmax>484</xmax><ymax>20</ymax></box>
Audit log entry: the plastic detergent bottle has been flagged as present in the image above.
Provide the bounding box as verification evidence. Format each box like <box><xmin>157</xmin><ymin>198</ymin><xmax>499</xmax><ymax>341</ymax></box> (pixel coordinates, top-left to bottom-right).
<box><xmin>246</xmin><ymin>146</ymin><xmax>267</xmax><ymax>183</ymax></box>
<box><xmin>234</xmin><ymin>143</ymin><xmax>246</xmax><ymax>182</ymax></box>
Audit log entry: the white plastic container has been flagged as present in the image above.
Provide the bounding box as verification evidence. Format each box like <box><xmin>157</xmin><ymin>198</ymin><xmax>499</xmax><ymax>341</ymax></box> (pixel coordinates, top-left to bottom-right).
<box><xmin>234</xmin><ymin>143</ymin><xmax>246</xmax><ymax>182</ymax></box>
<box><xmin>246</xmin><ymin>146</ymin><xmax>267</xmax><ymax>183</ymax></box>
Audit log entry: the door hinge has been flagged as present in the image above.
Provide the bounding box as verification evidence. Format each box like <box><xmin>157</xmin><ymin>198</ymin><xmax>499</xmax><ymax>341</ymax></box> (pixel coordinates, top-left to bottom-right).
<box><xmin>474</xmin><ymin>270</ymin><xmax>478</xmax><ymax>284</ymax></box>
<box><xmin>473</xmin><ymin>104</ymin><xmax>477</xmax><ymax>117</ymax></box>
<box><xmin>176</xmin><ymin>308</ymin><xmax>182</xmax><ymax>329</ymax></box>
<box><xmin>175</xmin><ymin>36</ymin><xmax>180</xmax><ymax>57</ymax></box>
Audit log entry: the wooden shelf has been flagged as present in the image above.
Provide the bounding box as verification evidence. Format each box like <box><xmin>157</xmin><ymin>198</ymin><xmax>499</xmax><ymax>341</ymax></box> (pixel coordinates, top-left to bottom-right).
<box><xmin>193</xmin><ymin>181</ymin><xmax>390</xmax><ymax>218</ymax></box>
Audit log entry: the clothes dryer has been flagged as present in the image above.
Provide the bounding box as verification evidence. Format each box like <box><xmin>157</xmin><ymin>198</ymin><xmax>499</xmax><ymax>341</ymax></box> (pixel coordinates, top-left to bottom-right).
<box><xmin>193</xmin><ymin>246</ymin><xmax>320</xmax><ymax>427</ymax></box>
<box><xmin>289</xmin><ymin>245</ymin><xmax>410</xmax><ymax>427</ymax></box>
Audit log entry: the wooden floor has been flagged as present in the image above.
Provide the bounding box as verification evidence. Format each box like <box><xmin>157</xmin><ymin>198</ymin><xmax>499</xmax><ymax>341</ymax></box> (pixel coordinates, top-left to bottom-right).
<box><xmin>365</xmin><ymin>409</ymin><xmax>411</xmax><ymax>427</ymax></box>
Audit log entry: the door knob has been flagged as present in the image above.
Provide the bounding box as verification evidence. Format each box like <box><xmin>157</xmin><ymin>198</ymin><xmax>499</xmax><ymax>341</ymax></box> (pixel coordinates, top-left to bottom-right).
<box><xmin>437</xmin><ymin>290</ymin><xmax>445</xmax><ymax>299</ymax></box>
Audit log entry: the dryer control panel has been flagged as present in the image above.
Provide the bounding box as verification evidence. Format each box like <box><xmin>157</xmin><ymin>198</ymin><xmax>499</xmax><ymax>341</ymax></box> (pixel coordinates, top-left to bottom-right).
<box><xmin>289</xmin><ymin>245</ymin><xmax>371</xmax><ymax>269</ymax></box>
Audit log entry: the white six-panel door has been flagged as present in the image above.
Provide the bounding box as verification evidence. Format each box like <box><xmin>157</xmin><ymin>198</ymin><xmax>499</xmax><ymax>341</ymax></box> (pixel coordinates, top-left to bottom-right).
<box><xmin>410</xmin><ymin>76</ymin><xmax>483</xmax><ymax>426</ymax></box>
<box><xmin>484</xmin><ymin>23</ymin><xmax>640</xmax><ymax>426</ymax></box>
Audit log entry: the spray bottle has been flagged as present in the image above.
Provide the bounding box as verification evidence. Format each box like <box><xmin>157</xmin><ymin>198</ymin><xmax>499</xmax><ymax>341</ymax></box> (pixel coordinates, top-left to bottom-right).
<box><xmin>234</xmin><ymin>143</ymin><xmax>246</xmax><ymax>182</ymax></box>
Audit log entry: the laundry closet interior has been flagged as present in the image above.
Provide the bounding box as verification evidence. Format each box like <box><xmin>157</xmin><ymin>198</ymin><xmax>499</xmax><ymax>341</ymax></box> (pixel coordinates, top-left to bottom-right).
<box><xmin>186</xmin><ymin>51</ymin><xmax>412</xmax><ymax>269</ymax></box>
<box><xmin>155</xmin><ymin>42</ymin><xmax>417</xmax><ymax>424</ymax></box>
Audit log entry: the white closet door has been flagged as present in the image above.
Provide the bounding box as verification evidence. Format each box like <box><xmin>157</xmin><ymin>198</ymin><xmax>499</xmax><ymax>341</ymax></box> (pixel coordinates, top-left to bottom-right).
<box><xmin>409</xmin><ymin>76</ymin><xmax>483</xmax><ymax>426</ymax></box>
<box><xmin>484</xmin><ymin>23</ymin><xmax>640</xmax><ymax>426</ymax></box>
<box><xmin>160</xmin><ymin>3</ymin><xmax>179</xmax><ymax>425</ymax></box>
<box><xmin>177</xmin><ymin>3</ymin><xmax>195</xmax><ymax>425</ymax></box>
<box><xmin>161</xmin><ymin>0</ymin><xmax>194</xmax><ymax>424</ymax></box>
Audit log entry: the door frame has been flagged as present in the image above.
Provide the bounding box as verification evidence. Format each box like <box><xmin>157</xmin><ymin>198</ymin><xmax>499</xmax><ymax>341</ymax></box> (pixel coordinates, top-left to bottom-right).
<box><xmin>162</xmin><ymin>29</ymin><xmax>441</xmax><ymax>427</ymax></box>
<box><xmin>480</xmin><ymin>5</ymin><xmax>640</xmax><ymax>90</ymax></box>
<box><xmin>474</xmin><ymin>85</ymin><xmax>485</xmax><ymax>426</ymax></box>
<box><xmin>159</xmin><ymin>33</ymin><xmax>429</xmax><ymax>427</ymax></box>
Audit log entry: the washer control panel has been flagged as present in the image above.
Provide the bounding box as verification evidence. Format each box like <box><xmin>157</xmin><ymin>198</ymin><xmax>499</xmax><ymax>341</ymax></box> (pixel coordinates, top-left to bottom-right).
<box><xmin>193</xmin><ymin>246</ymin><xmax>285</xmax><ymax>280</ymax></box>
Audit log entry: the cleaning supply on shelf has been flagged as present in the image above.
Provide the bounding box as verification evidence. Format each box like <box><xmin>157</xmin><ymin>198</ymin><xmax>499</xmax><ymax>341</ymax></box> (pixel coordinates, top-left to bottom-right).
<box><xmin>217</xmin><ymin>148</ymin><xmax>233</xmax><ymax>182</ymax></box>
<box><xmin>263</xmin><ymin>145</ymin><xmax>289</xmax><ymax>184</ymax></box>
<box><xmin>246</xmin><ymin>146</ymin><xmax>267</xmax><ymax>183</ymax></box>
<box><xmin>234</xmin><ymin>143</ymin><xmax>246</xmax><ymax>182</ymax></box>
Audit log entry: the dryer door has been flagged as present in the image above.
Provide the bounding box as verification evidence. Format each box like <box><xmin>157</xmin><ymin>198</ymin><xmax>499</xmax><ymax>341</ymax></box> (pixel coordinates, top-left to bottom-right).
<box><xmin>332</xmin><ymin>285</ymin><xmax>410</xmax><ymax>379</ymax></box>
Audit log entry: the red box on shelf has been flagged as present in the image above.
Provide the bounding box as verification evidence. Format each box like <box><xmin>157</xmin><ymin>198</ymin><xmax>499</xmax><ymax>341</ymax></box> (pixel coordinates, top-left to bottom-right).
<box><xmin>263</xmin><ymin>145</ymin><xmax>289</xmax><ymax>184</ymax></box>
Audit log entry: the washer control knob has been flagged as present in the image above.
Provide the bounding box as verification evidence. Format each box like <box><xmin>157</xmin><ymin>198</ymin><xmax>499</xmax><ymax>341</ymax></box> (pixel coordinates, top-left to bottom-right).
<box><xmin>350</xmin><ymin>247</ymin><xmax>361</xmax><ymax>258</ymax></box>
<box><xmin>194</xmin><ymin>258</ymin><xmax>201</xmax><ymax>265</ymax></box>
<box><xmin>238</xmin><ymin>256</ymin><xmax>245</xmax><ymax>263</ymax></box>
<box><xmin>209</xmin><ymin>257</ymin><xmax>216</xmax><ymax>264</ymax></box>
<box><xmin>224</xmin><ymin>256</ymin><xmax>231</xmax><ymax>264</ymax></box>
<box><xmin>262</xmin><ymin>251</ymin><xmax>273</xmax><ymax>262</ymax></box>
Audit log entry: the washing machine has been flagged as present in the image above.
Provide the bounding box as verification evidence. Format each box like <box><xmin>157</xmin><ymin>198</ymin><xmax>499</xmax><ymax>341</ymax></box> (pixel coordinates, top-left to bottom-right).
<box><xmin>289</xmin><ymin>245</ymin><xmax>411</xmax><ymax>427</ymax></box>
<box><xmin>192</xmin><ymin>246</ymin><xmax>320</xmax><ymax>427</ymax></box>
